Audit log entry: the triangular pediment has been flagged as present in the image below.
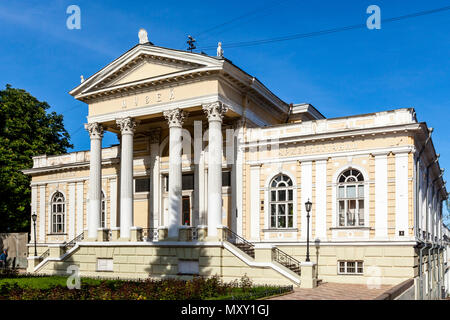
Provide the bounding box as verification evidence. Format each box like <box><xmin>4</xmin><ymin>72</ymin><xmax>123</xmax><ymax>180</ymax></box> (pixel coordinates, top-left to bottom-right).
<box><xmin>69</xmin><ymin>44</ymin><xmax>224</xmax><ymax>100</ymax></box>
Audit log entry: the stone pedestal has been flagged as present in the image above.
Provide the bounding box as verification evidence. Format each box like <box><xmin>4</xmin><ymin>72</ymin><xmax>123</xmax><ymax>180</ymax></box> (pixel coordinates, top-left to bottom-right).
<box><xmin>300</xmin><ymin>262</ymin><xmax>317</xmax><ymax>288</ymax></box>
<box><xmin>158</xmin><ymin>227</ymin><xmax>168</xmax><ymax>241</ymax></box>
<box><xmin>130</xmin><ymin>226</ymin><xmax>143</xmax><ymax>242</ymax></box>
<box><xmin>27</xmin><ymin>256</ymin><xmax>41</xmax><ymax>271</ymax></box>
<box><xmin>97</xmin><ymin>228</ymin><xmax>109</xmax><ymax>242</ymax></box>
<box><xmin>196</xmin><ymin>225</ymin><xmax>208</xmax><ymax>241</ymax></box>
<box><xmin>214</xmin><ymin>225</ymin><xmax>226</xmax><ymax>242</ymax></box>
<box><xmin>178</xmin><ymin>226</ymin><xmax>193</xmax><ymax>242</ymax></box>
<box><xmin>254</xmin><ymin>244</ymin><xmax>275</xmax><ymax>262</ymax></box>
<box><xmin>110</xmin><ymin>227</ymin><xmax>120</xmax><ymax>241</ymax></box>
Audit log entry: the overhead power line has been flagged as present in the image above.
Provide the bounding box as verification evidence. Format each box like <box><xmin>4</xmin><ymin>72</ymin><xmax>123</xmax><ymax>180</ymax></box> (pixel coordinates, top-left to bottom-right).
<box><xmin>194</xmin><ymin>0</ymin><xmax>289</xmax><ymax>40</ymax></box>
<box><xmin>197</xmin><ymin>5</ymin><xmax>450</xmax><ymax>50</ymax></box>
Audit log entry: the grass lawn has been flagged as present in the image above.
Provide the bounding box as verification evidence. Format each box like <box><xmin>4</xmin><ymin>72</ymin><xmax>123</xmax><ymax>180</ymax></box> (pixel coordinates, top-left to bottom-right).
<box><xmin>0</xmin><ymin>276</ymin><xmax>103</xmax><ymax>289</ymax></box>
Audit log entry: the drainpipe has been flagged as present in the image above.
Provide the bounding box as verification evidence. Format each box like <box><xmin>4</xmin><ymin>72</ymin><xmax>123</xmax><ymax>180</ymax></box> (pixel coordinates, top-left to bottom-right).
<box><xmin>419</xmin><ymin>241</ymin><xmax>427</xmax><ymax>299</ymax></box>
<box><xmin>428</xmin><ymin>242</ymin><xmax>435</xmax><ymax>299</ymax></box>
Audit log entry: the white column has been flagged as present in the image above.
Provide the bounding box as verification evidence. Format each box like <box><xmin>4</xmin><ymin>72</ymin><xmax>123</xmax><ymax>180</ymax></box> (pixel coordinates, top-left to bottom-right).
<box><xmin>375</xmin><ymin>153</ymin><xmax>388</xmax><ymax>239</ymax></box>
<box><xmin>85</xmin><ymin>122</ymin><xmax>103</xmax><ymax>239</ymax></box>
<box><xmin>315</xmin><ymin>159</ymin><xmax>327</xmax><ymax>240</ymax></box>
<box><xmin>39</xmin><ymin>185</ymin><xmax>46</xmax><ymax>241</ymax></box>
<box><xmin>116</xmin><ymin>117</ymin><xmax>137</xmax><ymax>239</ymax></box>
<box><xmin>301</xmin><ymin>161</ymin><xmax>313</xmax><ymax>240</ymax></box>
<box><xmin>76</xmin><ymin>182</ymin><xmax>84</xmax><ymax>235</ymax></box>
<box><xmin>235</xmin><ymin>121</ymin><xmax>245</xmax><ymax>236</ymax></box>
<box><xmin>149</xmin><ymin>128</ymin><xmax>161</xmax><ymax>228</ymax></box>
<box><xmin>395</xmin><ymin>152</ymin><xmax>409</xmax><ymax>237</ymax></box>
<box><xmin>203</xmin><ymin>102</ymin><xmax>228</xmax><ymax>237</ymax></box>
<box><xmin>68</xmin><ymin>183</ymin><xmax>76</xmax><ymax>239</ymax></box>
<box><xmin>31</xmin><ymin>186</ymin><xmax>37</xmax><ymax>244</ymax></box>
<box><xmin>109</xmin><ymin>178</ymin><xmax>117</xmax><ymax>229</ymax></box>
<box><xmin>163</xmin><ymin>108</ymin><xmax>187</xmax><ymax>238</ymax></box>
<box><xmin>250</xmin><ymin>164</ymin><xmax>261</xmax><ymax>241</ymax></box>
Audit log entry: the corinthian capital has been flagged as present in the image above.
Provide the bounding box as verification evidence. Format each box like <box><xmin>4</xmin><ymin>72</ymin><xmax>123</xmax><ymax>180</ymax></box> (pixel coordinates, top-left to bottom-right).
<box><xmin>163</xmin><ymin>108</ymin><xmax>187</xmax><ymax>128</ymax></box>
<box><xmin>202</xmin><ymin>101</ymin><xmax>228</xmax><ymax>122</ymax></box>
<box><xmin>116</xmin><ymin>117</ymin><xmax>137</xmax><ymax>135</ymax></box>
<box><xmin>85</xmin><ymin>122</ymin><xmax>104</xmax><ymax>139</ymax></box>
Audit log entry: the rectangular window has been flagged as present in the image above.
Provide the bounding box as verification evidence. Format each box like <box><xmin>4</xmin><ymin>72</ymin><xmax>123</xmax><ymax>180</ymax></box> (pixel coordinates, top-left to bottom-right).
<box><xmin>97</xmin><ymin>258</ymin><xmax>113</xmax><ymax>272</ymax></box>
<box><xmin>338</xmin><ymin>261</ymin><xmax>363</xmax><ymax>275</ymax></box>
<box><xmin>182</xmin><ymin>174</ymin><xmax>194</xmax><ymax>190</ymax></box>
<box><xmin>135</xmin><ymin>177</ymin><xmax>150</xmax><ymax>193</ymax></box>
<box><xmin>222</xmin><ymin>171</ymin><xmax>231</xmax><ymax>187</ymax></box>
<box><xmin>178</xmin><ymin>260</ymin><xmax>199</xmax><ymax>275</ymax></box>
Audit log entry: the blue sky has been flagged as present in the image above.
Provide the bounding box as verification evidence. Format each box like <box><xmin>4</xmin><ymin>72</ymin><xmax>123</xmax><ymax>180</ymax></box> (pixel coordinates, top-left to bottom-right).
<box><xmin>1</xmin><ymin>0</ymin><xmax>449</xmax><ymax>214</ymax></box>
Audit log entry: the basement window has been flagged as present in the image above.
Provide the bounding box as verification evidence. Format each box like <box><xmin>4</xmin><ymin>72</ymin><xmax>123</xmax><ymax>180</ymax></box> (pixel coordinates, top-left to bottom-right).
<box><xmin>97</xmin><ymin>258</ymin><xmax>113</xmax><ymax>272</ymax></box>
<box><xmin>178</xmin><ymin>259</ymin><xmax>199</xmax><ymax>275</ymax></box>
<box><xmin>338</xmin><ymin>261</ymin><xmax>363</xmax><ymax>275</ymax></box>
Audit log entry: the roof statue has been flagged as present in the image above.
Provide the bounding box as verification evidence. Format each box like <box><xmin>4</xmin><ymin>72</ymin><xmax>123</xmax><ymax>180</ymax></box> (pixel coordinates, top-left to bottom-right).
<box><xmin>80</xmin><ymin>75</ymin><xmax>84</xmax><ymax>83</ymax></box>
<box><xmin>217</xmin><ymin>42</ymin><xmax>224</xmax><ymax>58</ymax></box>
<box><xmin>138</xmin><ymin>28</ymin><xmax>149</xmax><ymax>44</ymax></box>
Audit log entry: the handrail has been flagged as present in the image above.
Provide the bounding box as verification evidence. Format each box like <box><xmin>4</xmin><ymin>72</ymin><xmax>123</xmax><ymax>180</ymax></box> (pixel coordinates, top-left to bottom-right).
<box><xmin>222</xmin><ymin>227</ymin><xmax>255</xmax><ymax>258</ymax></box>
<box><xmin>141</xmin><ymin>228</ymin><xmax>158</xmax><ymax>241</ymax></box>
<box><xmin>63</xmin><ymin>232</ymin><xmax>84</xmax><ymax>252</ymax></box>
<box><xmin>38</xmin><ymin>249</ymin><xmax>50</xmax><ymax>262</ymax></box>
<box><xmin>272</xmin><ymin>247</ymin><xmax>301</xmax><ymax>275</ymax></box>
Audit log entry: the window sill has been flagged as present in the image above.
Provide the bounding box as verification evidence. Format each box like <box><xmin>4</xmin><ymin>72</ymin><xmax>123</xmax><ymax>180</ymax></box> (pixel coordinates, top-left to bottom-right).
<box><xmin>329</xmin><ymin>227</ymin><xmax>371</xmax><ymax>230</ymax></box>
<box><xmin>47</xmin><ymin>233</ymin><xmax>67</xmax><ymax>235</ymax></box>
<box><xmin>262</xmin><ymin>228</ymin><xmax>298</xmax><ymax>233</ymax></box>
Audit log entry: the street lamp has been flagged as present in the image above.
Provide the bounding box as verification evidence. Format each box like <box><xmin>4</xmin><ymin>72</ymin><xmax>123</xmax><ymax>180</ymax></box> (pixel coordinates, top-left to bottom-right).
<box><xmin>31</xmin><ymin>212</ymin><xmax>37</xmax><ymax>257</ymax></box>
<box><xmin>305</xmin><ymin>199</ymin><xmax>312</xmax><ymax>262</ymax></box>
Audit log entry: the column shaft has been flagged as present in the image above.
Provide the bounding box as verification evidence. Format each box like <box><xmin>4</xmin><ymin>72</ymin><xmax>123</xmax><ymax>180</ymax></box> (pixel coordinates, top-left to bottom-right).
<box><xmin>164</xmin><ymin>109</ymin><xmax>187</xmax><ymax>238</ymax></box>
<box><xmin>116</xmin><ymin>117</ymin><xmax>136</xmax><ymax>239</ymax></box>
<box><xmin>85</xmin><ymin>123</ymin><xmax>103</xmax><ymax>239</ymax></box>
<box><xmin>203</xmin><ymin>102</ymin><xmax>228</xmax><ymax>237</ymax></box>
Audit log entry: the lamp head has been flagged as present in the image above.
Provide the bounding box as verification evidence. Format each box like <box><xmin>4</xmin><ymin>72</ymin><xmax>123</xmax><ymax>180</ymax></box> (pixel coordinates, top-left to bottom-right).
<box><xmin>305</xmin><ymin>199</ymin><xmax>312</xmax><ymax>213</ymax></box>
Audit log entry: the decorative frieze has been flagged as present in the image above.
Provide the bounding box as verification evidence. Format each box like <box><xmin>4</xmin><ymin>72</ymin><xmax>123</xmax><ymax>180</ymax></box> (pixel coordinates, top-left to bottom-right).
<box><xmin>202</xmin><ymin>101</ymin><xmax>228</xmax><ymax>122</ymax></box>
<box><xmin>116</xmin><ymin>117</ymin><xmax>137</xmax><ymax>135</ymax></box>
<box><xmin>163</xmin><ymin>108</ymin><xmax>187</xmax><ymax>128</ymax></box>
<box><xmin>85</xmin><ymin>122</ymin><xmax>104</xmax><ymax>139</ymax></box>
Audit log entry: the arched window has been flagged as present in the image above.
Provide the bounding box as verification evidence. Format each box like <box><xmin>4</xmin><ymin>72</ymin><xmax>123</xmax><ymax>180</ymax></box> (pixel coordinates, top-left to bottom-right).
<box><xmin>51</xmin><ymin>192</ymin><xmax>65</xmax><ymax>233</ymax></box>
<box><xmin>269</xmin><ymin>174</ymin><xmax>294</xmax><ymax>228</ymax></box>
<box><xmin>337</xmin><ymin>169</ymin><xmax>365</xmax><ymax>227</ymax></box>
<box><xmin>100</xmin><ymin>191</ymin><xmax>106</xmax><ymax>228</ymax></box>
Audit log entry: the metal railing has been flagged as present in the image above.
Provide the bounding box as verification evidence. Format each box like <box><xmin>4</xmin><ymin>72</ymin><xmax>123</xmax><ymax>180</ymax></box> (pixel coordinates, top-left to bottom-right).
<box><xmin>192</xmin><ymin>228</ymin><xmax>198</xmax><ymax>241</ymax></box>
<box><xmin>38</xmin><ymin>249</ymin><xmax>50</xmax><ymax>262</ymax></box>
<box><xmin>63</xmin><ymin>232</ymin><xmax>85</xmax><ymax>253</ymax></box>
<box><xmin>272</xmin><ymin>247</ymin><xmax>301</xmax><ymax>275</ymax></box>
<box><xmin>141</xmin><ymin>228</ymin><xmax>159</xmax><ymax>242</ymax></box>
<box><xmin>222</xmin><ymin>227</ymin><xmax>255</xmax><ymax>258</ymax></box>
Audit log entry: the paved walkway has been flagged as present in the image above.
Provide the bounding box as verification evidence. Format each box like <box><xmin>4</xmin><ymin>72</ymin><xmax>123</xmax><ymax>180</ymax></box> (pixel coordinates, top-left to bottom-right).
<box><xmin>270</xmin><ymin>282</ymin><xmax>392</xmax><ymax>300</ymax></box>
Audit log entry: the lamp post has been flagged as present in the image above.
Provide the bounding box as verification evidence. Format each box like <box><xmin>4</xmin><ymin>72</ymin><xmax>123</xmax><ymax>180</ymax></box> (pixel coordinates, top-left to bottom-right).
<box><xmin>31</xmin><ymin>212</ymin><xmax>37</xmax><ymax>257</ymax></box>
<box><xmin>305</xmin><ymin>199</ymin><xmax>312</xmax><ymax>262</ymax></box>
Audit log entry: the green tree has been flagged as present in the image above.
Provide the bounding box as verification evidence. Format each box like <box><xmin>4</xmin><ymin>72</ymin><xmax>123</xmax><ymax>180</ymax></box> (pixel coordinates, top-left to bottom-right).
<box><xmin>0</xmin><ymin>84</ymin><xmax>72</xmax><ymax>232</ymax></box>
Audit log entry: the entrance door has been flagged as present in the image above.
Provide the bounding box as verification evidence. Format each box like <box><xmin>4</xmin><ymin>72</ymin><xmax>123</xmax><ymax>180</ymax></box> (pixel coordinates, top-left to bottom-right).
<box><xmin>182</xmin><ymin>196</ymin><xmax>191</xmax><ymax>226</ymax></box>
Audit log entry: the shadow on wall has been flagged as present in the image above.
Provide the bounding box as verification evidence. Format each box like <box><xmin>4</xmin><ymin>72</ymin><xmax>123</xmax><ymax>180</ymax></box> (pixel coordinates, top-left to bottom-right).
<box><xmin>0</xmin><ymin>233</ymin><xmax>28</xmax><ymax>268</ymax></box>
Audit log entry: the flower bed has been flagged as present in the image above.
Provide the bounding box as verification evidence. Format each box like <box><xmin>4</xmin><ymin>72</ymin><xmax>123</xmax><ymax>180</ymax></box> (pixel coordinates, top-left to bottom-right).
<box><xmin>0</xmin><ymin>274</ymin><xmax>293</xmax><ymax>300</ymax></box>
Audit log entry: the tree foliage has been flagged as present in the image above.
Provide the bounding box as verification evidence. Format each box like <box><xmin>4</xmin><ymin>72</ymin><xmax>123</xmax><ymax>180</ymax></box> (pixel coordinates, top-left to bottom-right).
<box><xmin>0</xmin><ymin>84</ymin><xmax>72</xmax><ymax>232</ymax></box>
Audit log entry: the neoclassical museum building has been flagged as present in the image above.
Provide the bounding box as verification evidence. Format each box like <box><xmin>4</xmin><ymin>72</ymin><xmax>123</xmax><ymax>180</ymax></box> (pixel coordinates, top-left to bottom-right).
<box><xmin>25</xmin><ymin>29</ymin><xmax>449</xmax><ymax>299</ymax></box>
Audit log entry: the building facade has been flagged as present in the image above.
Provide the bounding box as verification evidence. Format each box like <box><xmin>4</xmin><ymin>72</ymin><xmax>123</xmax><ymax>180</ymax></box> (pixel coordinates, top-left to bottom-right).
<box><xmin>25</xmin><ymin>29</ymin><xmax>449</xmax><ymax>298</ymax></box>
